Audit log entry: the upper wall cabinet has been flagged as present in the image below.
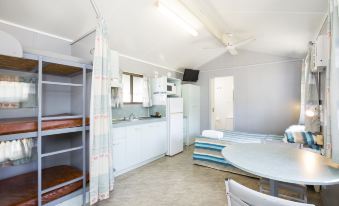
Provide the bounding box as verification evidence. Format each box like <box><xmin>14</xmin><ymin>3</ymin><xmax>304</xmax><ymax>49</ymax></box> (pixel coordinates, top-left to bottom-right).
<box><xmin>315</xmin><ymin>34</ymin><xmax>329</xmax><ymax>70</ymax></box>
<box><xmin>152</xmin><ymin>76</ymin><xmax>167</xmax><ymax>105</ymax></box>
<box><xmin>151</xmin><ymin>76</ymin><xmax>182</xmax><ymax>105</ymax></box>
<box><xmin>167</xmin><ymin>77</ymin><xmax>181</xmax><ymax>97</ymax></box>
<box><xmin>110</xmin><ymin>50</ymin><xmax>121</xmax><ymax>87</ymax></box>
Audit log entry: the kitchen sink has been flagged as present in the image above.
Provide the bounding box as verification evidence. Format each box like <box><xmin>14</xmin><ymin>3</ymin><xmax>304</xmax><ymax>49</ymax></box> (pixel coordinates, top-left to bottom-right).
<box><xmin>112</xmin><ymin>116</ymin><xmax>155</xmax><ymax>124</ymax></box>
<box><xmin>137</xmin><ymin>116</ymin><xmax>153</xmax><ymax>120</ymax></box>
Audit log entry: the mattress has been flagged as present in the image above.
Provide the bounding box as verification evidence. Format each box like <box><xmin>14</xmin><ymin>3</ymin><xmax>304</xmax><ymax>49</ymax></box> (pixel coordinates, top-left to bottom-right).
<box><xmin>0</xmin><ymin>114</ymin><xmax>89</xmax><ymax>135</ymax></box>
<box><xmin>193</xmin><ymin>130</ymin><xmax>284</xmax><ymax>177</ymax></box>
<box><xmin>24</xmin><ymin>48</ymin><xmax>91</xmax><ymax>65</ymax></box>
<box><xmin>0</xmin><ymin>165</ymin><xmax>88</xmax><ymax>206</ymax></box>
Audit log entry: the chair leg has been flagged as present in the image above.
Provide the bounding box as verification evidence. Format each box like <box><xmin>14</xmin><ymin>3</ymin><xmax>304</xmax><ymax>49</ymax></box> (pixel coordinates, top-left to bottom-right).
<box><xmin>314</xmin><ymin>185</ymin><xmax>320</xmax><ymax>193</ymax></box>
<box><xmin>259</xmin><ymin>178</ymin><xmax>264</xmax><ymax>193</ymax></box>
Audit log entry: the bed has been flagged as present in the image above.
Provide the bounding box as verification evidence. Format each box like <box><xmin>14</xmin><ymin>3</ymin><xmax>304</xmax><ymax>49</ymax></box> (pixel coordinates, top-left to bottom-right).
<box><xmin>0</xmin><ymin>114</ymin><xmax>89</xmax><ymax>135</ymax></box>
<box><xmin>193</xmin><ymin>130</ymin><xmax>284</xmax><ymax>177</ymax></box>
<box><xmin>0</xmin><ymin>165</ymin><xmax>88</xmax><ymax>206</ymax></box>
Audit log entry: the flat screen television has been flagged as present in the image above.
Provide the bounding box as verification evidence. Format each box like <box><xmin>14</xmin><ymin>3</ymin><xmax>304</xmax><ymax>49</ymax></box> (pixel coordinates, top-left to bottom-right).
<box><xmin>182</xmin><ymin>69</ymin><xmax>199</xmax><ymax>82</ymax></box>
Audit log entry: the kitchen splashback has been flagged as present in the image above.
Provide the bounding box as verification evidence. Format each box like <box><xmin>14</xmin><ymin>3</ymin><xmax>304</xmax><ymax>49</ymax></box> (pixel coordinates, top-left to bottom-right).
<box><xmin>112</xmin><ymin>104</ymin><xmax>167</xmax><ymax>119</ymax></box>
<box><xmin>112</xmin><ymin>104</ymin><xmax>149</xmax><ymax>119</ymax></box>
<box><xmin>150</xmin><ymin>105</ymin><xmax>166</xmax><ymax>117</ymax></box>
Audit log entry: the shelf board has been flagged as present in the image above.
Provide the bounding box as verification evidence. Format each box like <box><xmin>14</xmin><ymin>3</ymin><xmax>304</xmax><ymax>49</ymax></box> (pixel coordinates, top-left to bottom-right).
<box><xmin>42</xmin><ymin>146</ymin><xmax>83</xmax><ymax>158</ymax></box>
<box><xmin>42</xmin><ymin>176</ymin><xmax>84</xmax><ymax>194</ymax></box>
<box><xmin>42</xmin><ymin>81</ymin><xmax>83</xmax><ymax>87</ymax></box>
<box><xmin>0</xmin><ymin>54</ymin><xmax>38</xmax><ymax>72</ymax></box>
<box><xmin>0</xmin><ymin>53</ymin><xmax>92</xmax><ymax>77</ymax></box>
<box><xmin>44</xmin><ymin>188</ymin><xmax>87</xmax><ymax>206</ymax></box>
<box><xmin>0</xmin><ymin>126</ymin><xmax>89</xmax><ymax>141</ymax></box>
<box><xmin>42</xmin><ymin>115</ymin><xmax>83</xmax><ymax>121</ymax></box>
<box><xmin>43</xmin><ymin>63</ymin><xmax>83</xmax><ymax>76</ymax></box>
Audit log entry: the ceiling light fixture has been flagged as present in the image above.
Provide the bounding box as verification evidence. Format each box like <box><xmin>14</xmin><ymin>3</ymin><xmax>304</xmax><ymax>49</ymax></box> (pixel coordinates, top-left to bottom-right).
<box><xmin>157</xmin><ymin>0</ymin><xmax>198</xmax><ymax>37</ymax></box>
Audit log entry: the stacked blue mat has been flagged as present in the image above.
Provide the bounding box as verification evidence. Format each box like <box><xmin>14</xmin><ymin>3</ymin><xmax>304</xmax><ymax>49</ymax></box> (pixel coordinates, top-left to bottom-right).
<box><xmin>193</xmin><ymin>130</ymin><xmax>284</xmax><ymax>168</ymax></box>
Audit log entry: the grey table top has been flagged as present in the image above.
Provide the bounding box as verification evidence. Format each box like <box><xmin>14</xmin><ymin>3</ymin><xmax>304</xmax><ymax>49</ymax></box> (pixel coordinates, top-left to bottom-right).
<box><xmin>222</xmin><ymin>143</ymin><xmax>339</xmax><ymax>185</ymax></box>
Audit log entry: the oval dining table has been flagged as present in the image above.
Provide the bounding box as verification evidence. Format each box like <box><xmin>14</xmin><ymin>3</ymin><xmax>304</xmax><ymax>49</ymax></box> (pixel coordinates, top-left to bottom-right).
<box><xmin>221</xmin><ymin>143</ymin><xmax>339</xmax><ymax>196</ymax></box>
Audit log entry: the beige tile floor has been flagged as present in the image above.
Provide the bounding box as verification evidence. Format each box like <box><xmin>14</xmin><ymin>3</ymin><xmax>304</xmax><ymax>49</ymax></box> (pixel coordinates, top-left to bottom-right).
<box><xmin>97</xmin><ymin>146</ymin><xmax>321</xmax><ymax>206</ymax></box>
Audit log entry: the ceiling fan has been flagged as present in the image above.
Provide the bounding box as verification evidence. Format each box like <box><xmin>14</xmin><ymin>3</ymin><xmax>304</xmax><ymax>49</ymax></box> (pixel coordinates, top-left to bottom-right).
<box><xmin>204</xmin><ymin>34</ymin><xmax>256</xmax><ymax>55</ymax></box>
<box><xmin>221</xmin><ymin>35</ymin><xmax>256</xmax><ymax>55</ymax></box>
<box><xmin>175</xmin><ymin>0</ymin><xmax>256</xmax><ymax>55</ymax></box>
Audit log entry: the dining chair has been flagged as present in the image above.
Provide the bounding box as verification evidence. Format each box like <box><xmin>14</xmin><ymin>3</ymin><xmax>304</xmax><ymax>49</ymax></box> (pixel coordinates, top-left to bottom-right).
<box><xmin>225</xmin><ymin>179</ymin><xmax>315</xmax><ymax>206</ymax></box>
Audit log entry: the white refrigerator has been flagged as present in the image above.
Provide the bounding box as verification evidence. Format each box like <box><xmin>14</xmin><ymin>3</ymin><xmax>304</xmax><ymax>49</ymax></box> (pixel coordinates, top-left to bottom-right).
<box><xmin>182</xmin><ymin>84</ymin><xmax>200</xmax><ymax>146</ymax></box>
<box><xmin>166</xmin><ymin>97</ymin><xmax>184</xmax><ymax>156</ymax></box>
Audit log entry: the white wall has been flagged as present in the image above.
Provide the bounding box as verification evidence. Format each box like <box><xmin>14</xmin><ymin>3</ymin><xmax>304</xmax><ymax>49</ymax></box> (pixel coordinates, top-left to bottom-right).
<box><xmin>197</xmin><ymin>50</ymin><xmax>302</xmax><ymax>135</ymax></box>
<box><xmin>0</xmin><ymin>22</ymin><xmax>71</xmax><ymax>55</ymax></box>
<box><xmin>71</xmin><ymin>32</ymin><xmax>182</xmax><ymax>79</ymax></box>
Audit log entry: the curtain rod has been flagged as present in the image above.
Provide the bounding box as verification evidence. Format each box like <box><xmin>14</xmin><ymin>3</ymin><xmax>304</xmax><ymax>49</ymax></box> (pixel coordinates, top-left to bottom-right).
<box><xmin>70</xmin><ymin>28</ymin><xmax>96</xmax><ymax>45</ymax></box>
<box><xmin>315</xmin><ymin>14</ymin><xmax>328</xmax><ymax>40</ymax></box>
<box><xmin>90</xmin><ymin>0</ymin><xmax>101</xmax><ymax>19</ymax></box>
<box><xmin>71</xmin><ymin>0</ymin><xmax>101</xmax><ymax>45</ymax></box>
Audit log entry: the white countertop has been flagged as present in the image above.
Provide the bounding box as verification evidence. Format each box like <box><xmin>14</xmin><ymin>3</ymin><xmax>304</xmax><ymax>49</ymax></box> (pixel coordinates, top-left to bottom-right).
<box><xmin>112</xmin><ymin>117</ymin><xmax>166</xmax><ymax>128</ymax></box>
<box><xmin>222</xmin><ymin>143</ymin><xmax>339</xmax><ymax>185</ymax></box>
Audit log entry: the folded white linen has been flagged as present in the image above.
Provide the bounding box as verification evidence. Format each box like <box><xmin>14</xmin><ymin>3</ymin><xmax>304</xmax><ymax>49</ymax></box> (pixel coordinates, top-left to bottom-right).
<box><xmin>201</xmin><ymin>130</ymin><xmax>224</xmax><ymax>139</ymax></box>
<box><xmin>285</xmin><ymin>125</ymin><xmax>306</xmax><ymax>132</ymax></box>
<box><xmin>0</xmin><ymin>81</ymin><xmax>32</xmax><ymax>102</ymax></box>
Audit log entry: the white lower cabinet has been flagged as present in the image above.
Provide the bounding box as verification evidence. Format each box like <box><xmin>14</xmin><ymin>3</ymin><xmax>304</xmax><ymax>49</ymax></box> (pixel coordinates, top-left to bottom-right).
<box><xmin>141</xmin><ymin>122</ymin><xmax>167</xmax><ymax>160</ymax></box>
<box><xmin>112</xmin><ymin>127</ymin><xmax>126</xmax><ymax>173</ymax></box>
<box><xmin>125</xmin><ymin>125</ymin><xmax>142</xmax><ymax>167</ymax></box>
<box><xmin>112</xmin><ymin>121</ymin><xmax>167</xmax><ymax>176</ymax></box>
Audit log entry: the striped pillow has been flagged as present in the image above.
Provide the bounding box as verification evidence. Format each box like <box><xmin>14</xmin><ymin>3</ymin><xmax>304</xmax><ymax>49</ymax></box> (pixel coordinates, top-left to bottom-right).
<box><xmin>284</xmin><ymin>131</ymin><xmax>320</xmax><ymax>150</ymax></box>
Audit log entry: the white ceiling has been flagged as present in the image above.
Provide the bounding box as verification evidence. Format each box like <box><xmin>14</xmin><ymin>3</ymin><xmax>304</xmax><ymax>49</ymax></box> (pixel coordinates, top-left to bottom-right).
<box><xmin>0</xmin><ymin>0</ymin><xmax>327</xmax><ymax>70</ymax></box>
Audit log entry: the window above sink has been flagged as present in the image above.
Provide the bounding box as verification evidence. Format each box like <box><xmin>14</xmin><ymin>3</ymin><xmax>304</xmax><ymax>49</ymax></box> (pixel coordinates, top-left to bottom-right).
<box><xmin>122</xmin><ymin>72</ymin><xmax>143</xmax><ymax>104</ymax></box>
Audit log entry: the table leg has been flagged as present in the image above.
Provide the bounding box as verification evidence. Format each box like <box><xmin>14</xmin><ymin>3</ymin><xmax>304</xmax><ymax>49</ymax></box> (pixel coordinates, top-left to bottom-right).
<box><xmin>269</xmin><ymin>179</ymin><xmax>278</xmax><ymax>196</ymax></box>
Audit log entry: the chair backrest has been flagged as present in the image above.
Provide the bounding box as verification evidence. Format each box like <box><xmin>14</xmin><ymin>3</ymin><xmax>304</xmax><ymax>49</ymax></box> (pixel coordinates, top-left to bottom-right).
<box><xmin>225</xmin><ymin>179</ymin><xmax>315</xmax><ymax>206</ymax></box>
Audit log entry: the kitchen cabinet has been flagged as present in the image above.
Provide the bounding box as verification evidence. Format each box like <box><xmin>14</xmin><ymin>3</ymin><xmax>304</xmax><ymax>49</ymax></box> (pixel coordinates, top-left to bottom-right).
<box><xmin>112</xmin><ymin>127</ymin><xmax>126</xmax><ymax>172</ymax></box>
<box><xmin>142</xmin><ymin>122</ymin><xmax>167</xmax><ymax>160</ymax></box>
<box><xmin>112</xmin><ymin>121</ymin><xmax>167</xmax><ymax>176</ymax></box>
<box><xmin>152</xmin><ymin>76</ymin><xmax>167</xmax><ymax>93</ymax></box>
<box><xmin>125</xmin><ymin>125</ymin><xmax>142</xmax><ymax>167</ymax></box>
<box><xmin>152</xmin><ymin>76</ymin><xmax>167</xmax><ymax>105</ymax></box>
<box><xmin>110</xmin><ymin>50</ymin><xmax>122</xmax><ymax>87</ymax></box>
<box><xmin>315</xmin><ymin>34</ymin><xmax>329</xmax><ymax>70</ymax></box>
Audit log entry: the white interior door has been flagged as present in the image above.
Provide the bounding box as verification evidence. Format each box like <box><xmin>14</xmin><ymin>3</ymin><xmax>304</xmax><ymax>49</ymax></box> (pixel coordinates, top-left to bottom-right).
<box><xmin>210</xmin><ymin>76</ymin><xmax>234</xmax><ymax>131</ymax></box>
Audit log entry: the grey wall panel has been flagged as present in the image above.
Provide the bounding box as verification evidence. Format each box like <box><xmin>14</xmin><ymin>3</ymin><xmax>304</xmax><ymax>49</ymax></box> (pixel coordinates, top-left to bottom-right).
<box><xmin>197</xmin><ymin>51</ymin><xmax>302</xmax><ymax>135</ymax></box>
<box><xmin>0</xmin><ymin>162</ymin><xmax>37</xmax><ymax>180</ymax></box>
<box><xmin>42</xmin><ymin>75</ymin><xmax>72</xmax><ymax>116</ymax></box>
<box><xmin>71</xmin><ymin>73</ymin><xmax>91</xmax><ymax>116</ymax></box>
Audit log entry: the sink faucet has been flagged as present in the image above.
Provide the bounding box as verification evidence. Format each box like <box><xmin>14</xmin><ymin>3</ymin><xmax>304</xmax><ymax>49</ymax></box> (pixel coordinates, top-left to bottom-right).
<box><xmin>128</xmin><ymin>113</ymin><xmax>136</xmax><ymax>120</ymax></box>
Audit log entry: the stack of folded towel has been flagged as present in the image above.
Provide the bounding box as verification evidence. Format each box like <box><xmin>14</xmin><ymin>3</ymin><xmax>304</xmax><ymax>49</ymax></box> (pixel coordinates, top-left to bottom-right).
<box><xmin>0</xmin><ymin>138</ymin><xmax>35</xmax><ymax>166</ymax></box>
<box><xmin>201</xmin><ymin>130</ymin><xmax>224</xmax><ymax>139</ymax></box>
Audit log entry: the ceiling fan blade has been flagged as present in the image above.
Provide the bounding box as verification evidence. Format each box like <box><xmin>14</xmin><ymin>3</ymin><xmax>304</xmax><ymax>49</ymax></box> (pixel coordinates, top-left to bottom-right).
<box><xmin>227</xmin><ymin>46</ymin><xmax>238</xmax><ymax>55</ymax></box>
<box><xmin>203</xmin><ymin>46</ymin><xmax>225</xmax><ymax>50</ymax></box>
<box><xmin>232</xmin><ymin>37</ymin><xmax>256</xmax><ymax>48</ymax></box>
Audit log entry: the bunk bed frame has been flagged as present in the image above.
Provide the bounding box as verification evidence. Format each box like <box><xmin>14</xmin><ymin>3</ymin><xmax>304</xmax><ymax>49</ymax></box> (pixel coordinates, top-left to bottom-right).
<box><xmin>0</xmin><ymin>51</ymin><xmax>92</xmax><ymax>206</ymax></box>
